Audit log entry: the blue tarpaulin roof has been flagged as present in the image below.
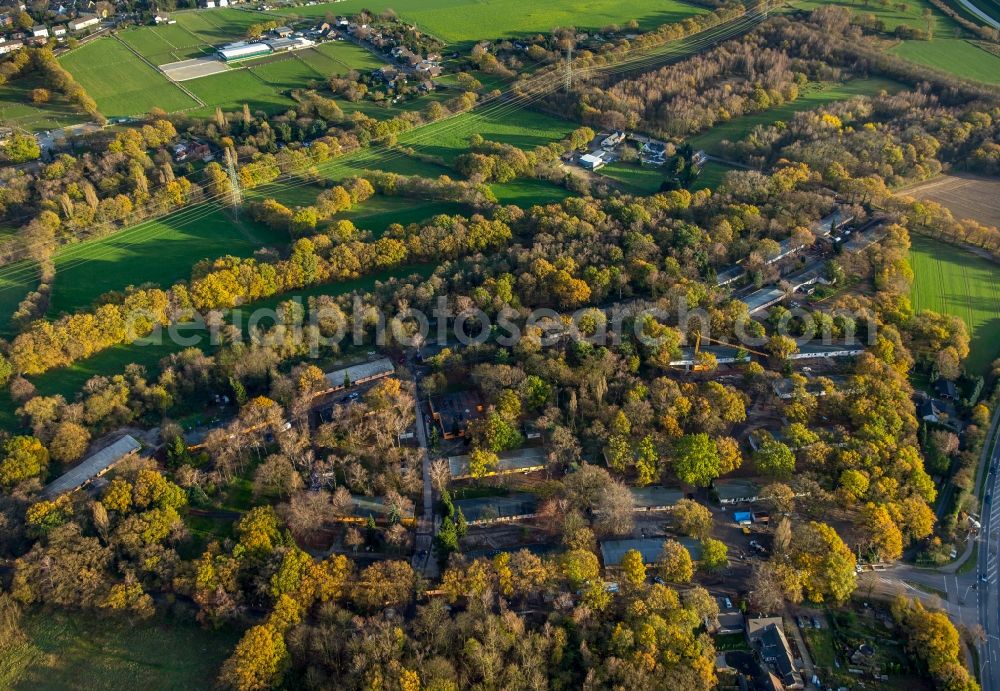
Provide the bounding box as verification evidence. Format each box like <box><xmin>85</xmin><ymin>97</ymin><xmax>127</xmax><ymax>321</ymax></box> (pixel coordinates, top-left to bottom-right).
<box><xmin>734</xmin><ymin>511</ymin><xmax>753</xmax><ymax>523</ymax></box>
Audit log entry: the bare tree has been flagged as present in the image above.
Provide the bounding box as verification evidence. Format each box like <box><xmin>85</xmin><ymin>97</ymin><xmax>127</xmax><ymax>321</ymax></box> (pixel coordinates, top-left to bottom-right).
<box><xmin>429</xmin><ymin>458</ymin><xmax>451</xmax><ymax>492</ymax></box>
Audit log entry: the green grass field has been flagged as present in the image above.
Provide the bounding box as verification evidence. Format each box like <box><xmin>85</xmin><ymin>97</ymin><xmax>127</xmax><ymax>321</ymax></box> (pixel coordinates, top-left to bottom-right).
<box><xmin>0</xmin><ymin>267</ymin><xmax>36</xmax><ymax>339</ymax></box>
<box><xmin>0</xmin><ymin>75</ymin><xmax>90</xmax><ymax>132</ymax></box>
<box><xmin>339</xmin><ymin>196</ymin><xmax>472</xmax><ymax>234</ymax></box>
<box><xmin>685</xmin><ymin>78</ymin><xmax>905</xmax><ymax>152</ymax></box>
<box><xmin>20</xmin><ymin>265</ymin><xmax>434</xmax><ymax>408</ymax></box>
<box><xmin>600</xmin><ymin>158</ymin><xmax>735</xmax><ymax>195</ymax></box>
<box><xmin>792</xmin><ymin>0</ymin><xmax>1000</xmax><ymax>84</ymax></box>
<box><xmin>491</xmin><ymin>178</ymin><xmax>572</xmax><ymax>207</ymax></box>
<box><xmin>307</xmin><ymin>41</ymin><xmax>387</xmax><ymax>73</ymax></box>
<box><xmin>248</xmin><ymin>54</ymin><xmax>325</xmax><ymax>91</ymax></box>
<box><xmin>691</xmin><ymin>160</ymin><xmax>737</xmax><ymax>191</ymax></box>
<box><xmin>173</xmin><ymin>7</ymin><xmax>262</xmax><ymax>45</ymax></box>
<box><xmin>600</xmin><ymin>161</ymin><xmax>668</xmax><ymax>194</ymax></box>
<box><xmin>41</xmin><ymin>205</ymin><xmax>288</xmax><ymax>316</ymax></box>
<box><xmin>910</xmin><ymin>235</ymin><xmax>1000</xmax><ymax>375</ymax></box>
<box><xmin>120</xmin><ymin>23</ymin><xmax>214</xmax><ymax>65</ymax></box>
<box><xmin>271</xmin><ymin>0</ymin><xmax>706</xmax><ymax>45</ymax></box>
<box><xmin>59</xmin><ymin>39</ymin><xmax>199</xmax><ymax>117</ymax></box>
<box><xmin>892</xmin><ymin>38</ymin><xmax>1000</xmax><ymax>84</ymax></box>
<box><xmin>186</xmin><ymin>68</ymin><xmax>295</xmax><ymax>116</ymax></box>
<box><xmin>397</xmin><ymin>108</ymin><xmax>576</xmax><ymax>163</ymax></box>
<box><xmin>0</xmin><ymin>609</ymin><xmax>238</xmax><ymax>690</ymax></box>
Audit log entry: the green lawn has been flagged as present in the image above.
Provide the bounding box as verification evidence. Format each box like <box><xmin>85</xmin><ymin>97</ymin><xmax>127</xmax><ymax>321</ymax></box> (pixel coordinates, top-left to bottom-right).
<box><xmin>600</xmin><ymin>158</ymin><xmax>735</xmax><ymax>195</ymax></box>
<box><xmin>120</xmin><ymin>23</ymin><xmax>213</xmax><ymax>65</ymax></box>
<box><xmin>248</xmin><ymin>54</ymin><xmax>326</xmax><ymax>91</ymax></box>
<box><xmin>0</xmin><ymin>265</ymin><xmax>36</xmax><ymax>339</ymax></box>
<box><xmin>686</xmin><ymin>78</ymin><xmax>905</xmax><ymax>153</ymax></box>
<box><xmin>601</xmin><ymin>161</ymin><xmax>668</xmax><ymax>194</ymax></box>
<box><xmin>306</xmin><ymin>41</ymin><xmax>387</xmax><ymax>73</ymax></box>
<box><xmin>892</xmin><ymin>38</ymin><xmax>1000</xmax><ymax>84</ymax></box>
<box><xmin>318</xmin><ymin>146</ymin><xmax>457</xmax><ymax>181</ymax></box>
<box><xmin>340</xmin><ymin>196</ymin><xmax>472</xmax><ymax>234</ymax></box>
<box><xmin>792</xmin><ymin>0</ymin><xmax>1000</xmax><ymax>84</ymax></box>
<box><xmin>0</xmin><ymin>75</ymin><xmax>90</xmax><ymax>132</ymax></box>
<box><xmin>802</xmin><ymin>626</ymin><xmax>838</xmax><ymax>669</ymax></box>
<box><xmin>691</xmin><ymin>160</ymin><xmax>737</xmax><ymax>191</ymax></box>
<box><xmin>42</xmin><ymin>205</ymin><xmax>288</xmax><ymax>316</ymax></box>
<box><xmin>910</xmin><ymin>235</ymin><xmax>1000</xmax><ymax>375</ymax></box>
<box><xmin>173</xmin><ymin>7</ymin><xmax>263</xmax><ymax>45</ymax></box>
<box><xmin>397</xmin><ymin>108</ymin><xmax>576</xmax><ymax>163</ymax></box>
<box><xmin>59</xmin><ymin>39</ymin><xmax>199</xmax><ymax>117</ymax></box>
<box><xmin>0</xmin><ymin>608</ymin><xmax>238</xmax><ymax>690</ymax></box>
<box><xmin>491</xmin><ymin>178</ymin><xmax>572</xmax><ymax>207</ymax></box>
<box><xmin>271</xmin><ymin>0</ymin><xmax>706</xmax><ymax>46</ymax></box>
<box><xmin>185</xmin><ymin>68</ymin><xmax>295</xmax><ymax>116</ymax></box>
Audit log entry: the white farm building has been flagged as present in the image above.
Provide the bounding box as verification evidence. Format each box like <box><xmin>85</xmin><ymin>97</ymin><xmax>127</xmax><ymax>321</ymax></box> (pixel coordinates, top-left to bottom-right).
<box><xmin>217</xmin><ymin>41</ymin><xmax>271</xmax><ymax>61</ymax></box>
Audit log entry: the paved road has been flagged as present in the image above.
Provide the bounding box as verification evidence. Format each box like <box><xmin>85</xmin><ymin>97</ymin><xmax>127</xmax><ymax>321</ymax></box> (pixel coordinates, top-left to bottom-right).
<box><xmin>976</xmin><ymin>404</ymin><xmax>1000</xmax><ymax>691</ymax></box>
<box><xmin>409</xmin><ymin>363</ymin><xmax>437</xmax><ymax>578</ymax></box>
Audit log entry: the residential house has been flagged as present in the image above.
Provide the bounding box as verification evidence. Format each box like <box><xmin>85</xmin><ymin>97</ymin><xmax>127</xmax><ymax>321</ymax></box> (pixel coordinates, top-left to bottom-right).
<box><xmin>415</xmin><ymin>60</ymin><xmax>441</xmax><ymax>77</ymax></box>
<box><xmin>31</xmin><ymin>24</ymin><xmax>49</xmax><ymax>38</ymax></box>
<box><xmin>67</xmin><ymin>14</ymin><xmax>99</xmax><ymax>31</ymax></box>
<box><xmin>52</xmin><ymin>24</ymin><xmax>66</xmax><ymax>37</ymax></box>
<box><xmin>629</xmin><ymin>486</ymin><xmax>684</xmax><ymax>512</ymax></box>
<box><xmin>579</xmin><ymin>152</ymin><xmax>606</xmax><ymax>170</ymax></box>
<box><xmin>601</xmin><ymin>131</ymin><xmax>625</xmax><ymax>148</ymax></box>
<box><xmin>935</xmin><ymin>378</ymin><xmax>959</xmax><ymax>401</ymax></box>
<box><xmin>430</xmin><ymin>390</ymin><xmax>485</xmax><ymax>439</ymax></box>
<box><xmin>0</xmin><ymin>39</ymin><xmax>24</xmax><ymax>54</ymax></box>
<box><xmin>746</xmin><ymin>618</ymin><xmax>804</xmax><ymax>689</ymax></box>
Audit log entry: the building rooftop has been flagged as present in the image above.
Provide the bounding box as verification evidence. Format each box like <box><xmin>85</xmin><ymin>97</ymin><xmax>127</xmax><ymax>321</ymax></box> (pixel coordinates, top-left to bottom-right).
<box><xmin>42</xmin><ymin>435</ymin><xmax>141</xmax><ymax>498</ymax></box>
<box><xmin>713</xmin><ymin>479</ymin><xmax>761</xmax><ymax>503</ymax></box>
<box><xmin>448</xmin><ymin>447</ymin><xmax>547</xmax><ymax>479</ymax></box>
<box><xmin>747</xmin><ymin>618</ymin><xmax>802</xmax><ymax>689</ymax></box>
<box><xmin>630</xmin><ymin>486</ymin><xmax>684</xmax><ymax>510</ymax></box>
<box><xmin>600</xmin><ymin>537</ymin><xmax>701</xmax><ymax>566</ymax></box>
<box><xmin>742</xmin><ymin>286</ymin><xmax>786</xmax><ymax>314</ymax></box>
<box><xmin>430</xmin><ymin>389</ymin><xmax>486</xmax><ymax>437</ymax></box>
<box><xmin>715</xmin><ymin>265</ymin><xmax>746</xmax><ymax>286</ymax></box>
<box><xmin>453</xmin><ymin>493</ymin><xmax>538</xmax><ymax>523</ymax></box>
<box><xmin>324</xmin><ymin>357</ymin><xmax>394</xmax><ymax>389</ymax></box>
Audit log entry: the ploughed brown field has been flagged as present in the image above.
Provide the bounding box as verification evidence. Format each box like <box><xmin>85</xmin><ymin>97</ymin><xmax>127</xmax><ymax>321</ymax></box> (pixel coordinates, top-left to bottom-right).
<box><xmin>901</xmin><ymin>173</ymin><xmax>1000</xmax><ymax>229</ymax></box>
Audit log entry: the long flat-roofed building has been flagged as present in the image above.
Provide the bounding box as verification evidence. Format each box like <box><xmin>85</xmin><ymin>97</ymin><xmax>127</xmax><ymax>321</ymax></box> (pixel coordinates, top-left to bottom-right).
<box><xmin>600</xmin><ymin>537</ymin><xmax>702</xmax><ymax>567</ymax></box>
<box><xmin>448</xmin><ymin>447</ymin><xmax>547</xmax><ymax>480</ymax></box>
<box><xmin>453</xmin><ymin>493</ymin><xmax>538</xmax><ymax>525</ymax></box>
<box><xmin>42</xmin><ymin>435</ymin><xmax>141</xmax><ymax>498</ymax></box>
<box><xmin>323</xmin><ymin>357</ymin><xmax>394</xmax><ymax>391</ymax></box>
<box><xmin>630</xmin><ymin>486</ymin><xmax>684</xmax><ymax>512</ymax></box>
<box><xmin>217</xmin><ymin>41</ymin><xmax>272</xmax><ymax>61</ymax></box>
<box><xmin>743</xmin><ymin>286</ymin><xmax>787</xmax><ymax>315</ymax></box>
